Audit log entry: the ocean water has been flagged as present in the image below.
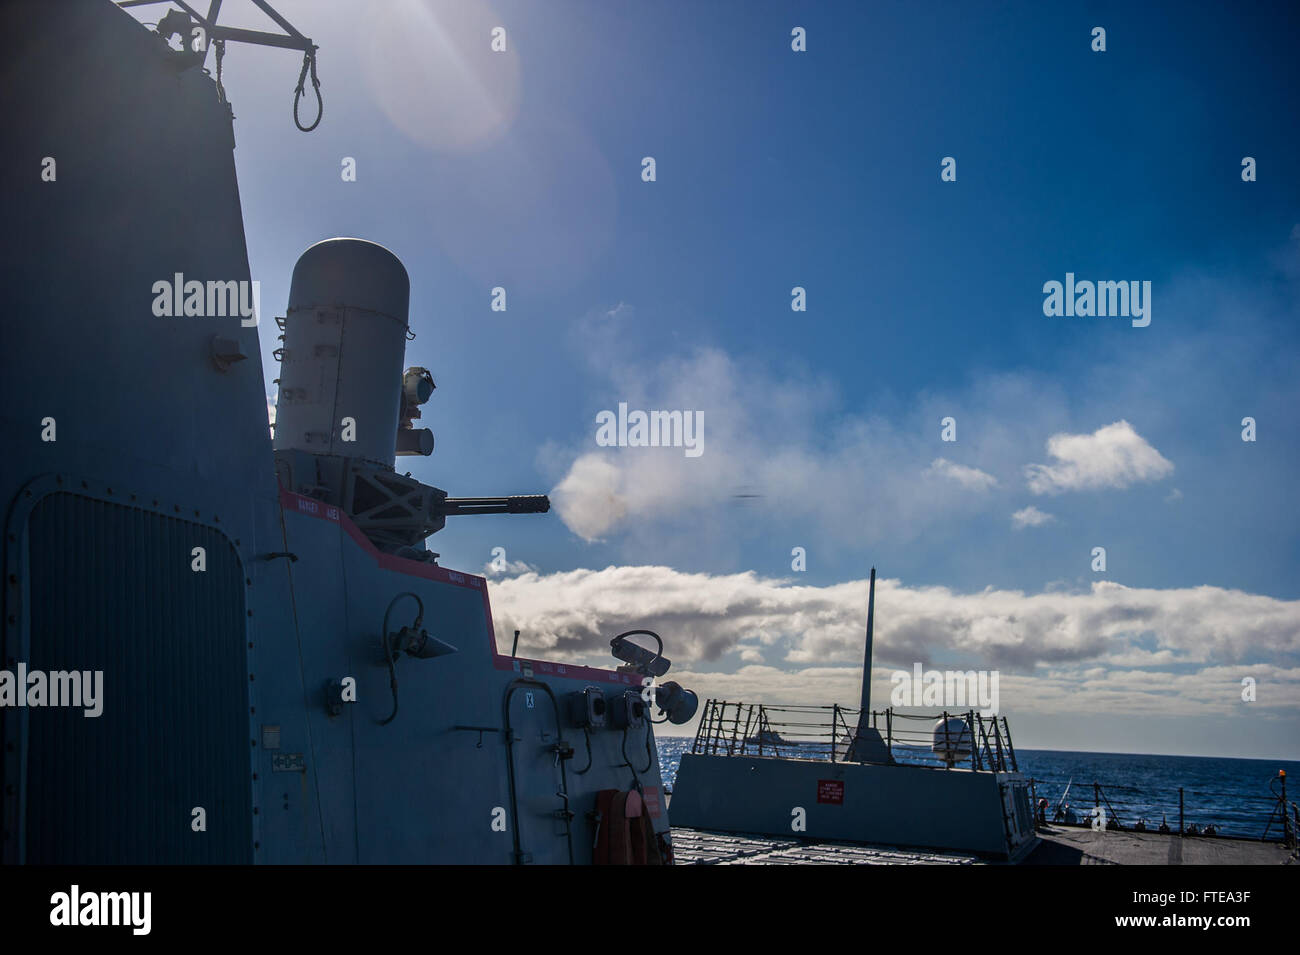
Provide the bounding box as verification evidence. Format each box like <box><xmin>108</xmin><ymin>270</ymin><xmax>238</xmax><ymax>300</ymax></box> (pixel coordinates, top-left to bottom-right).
<box><xmin>655</xmin><ymin>736</ymin><xmax>1298</xmax><ymax>840</ymax></box>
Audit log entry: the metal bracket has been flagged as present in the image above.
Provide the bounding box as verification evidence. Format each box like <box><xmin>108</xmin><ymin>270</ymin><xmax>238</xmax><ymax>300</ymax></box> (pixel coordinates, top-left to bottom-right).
<box><xmin>452</xmin><ymin>725</ymin><xmax>501</xmax><ymax>749</ymax></box>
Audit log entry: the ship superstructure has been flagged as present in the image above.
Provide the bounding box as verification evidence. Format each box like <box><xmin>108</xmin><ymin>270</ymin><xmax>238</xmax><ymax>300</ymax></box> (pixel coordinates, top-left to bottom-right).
<box><xmin>0</xmin><ymin>0</ymin><xmax>693</xmax><ymax>865</ymax></box>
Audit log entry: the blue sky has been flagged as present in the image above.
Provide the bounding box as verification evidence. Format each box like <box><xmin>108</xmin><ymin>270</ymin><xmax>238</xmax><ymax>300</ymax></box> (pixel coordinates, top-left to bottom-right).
<box><xmin>136</xmin><ymin>0</ymin><xmax>1300</xmax><ymax>756</ymax></box>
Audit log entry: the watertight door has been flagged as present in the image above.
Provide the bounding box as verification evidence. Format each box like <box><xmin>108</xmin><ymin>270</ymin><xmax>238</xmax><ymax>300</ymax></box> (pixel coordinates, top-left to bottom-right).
<box><xmin>504</xmin><ymin>684</ymin><xmax>573</xmax><ymax>864</ymax></box>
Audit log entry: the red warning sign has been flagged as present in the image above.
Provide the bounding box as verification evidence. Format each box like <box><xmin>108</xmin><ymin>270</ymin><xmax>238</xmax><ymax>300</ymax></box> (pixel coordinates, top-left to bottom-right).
<box><xmin>817</xmin><ymin>779</ymin><xmax>845</xmax><ymax>805</ymax></box>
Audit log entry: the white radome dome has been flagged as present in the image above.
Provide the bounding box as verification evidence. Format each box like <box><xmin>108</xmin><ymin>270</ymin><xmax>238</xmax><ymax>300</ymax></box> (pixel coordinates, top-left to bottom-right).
<box><xmin>932</xmin><ymin>716</ymin><xmax>973</xmax><ymax>763</ymax></box>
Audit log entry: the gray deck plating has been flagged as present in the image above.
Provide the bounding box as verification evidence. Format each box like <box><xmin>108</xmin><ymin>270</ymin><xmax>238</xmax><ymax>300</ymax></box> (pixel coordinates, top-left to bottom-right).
<box><xmin>670</xmin><ymin>828</ymin><xmax>982</xmax><ymax>865</ymax></box>
<box><xmin>1024</xmin><ymin>826</ymin><xmax>1295</xmax><ymax>866</ymax></box>
<box><xmin>669</xmin><ymin>825</ymin><xmax>1296</xmax><ymax>865</ymax></box>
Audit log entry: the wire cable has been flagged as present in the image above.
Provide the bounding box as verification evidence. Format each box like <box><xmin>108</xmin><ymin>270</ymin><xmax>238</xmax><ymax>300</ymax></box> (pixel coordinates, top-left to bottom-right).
<box><xmin>293</xmin><ymin>47</ymin><xmax>322</xmax><ymax>132</ymax></box>
<box><xmin>378</xmin><ymin>592</ymin><xmax>423</xmax><ymax>725</ymax></box>
<box><xmin>572</xmin><ymin>725</ymin><xmax>594</xmax><ymax>775</ymax></box>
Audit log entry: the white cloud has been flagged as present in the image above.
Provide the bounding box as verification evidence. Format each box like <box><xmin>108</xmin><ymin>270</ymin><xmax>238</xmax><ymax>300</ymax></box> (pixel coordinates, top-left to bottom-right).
<box><xmin>925</xmin><ymin>458</ymin><xmax>998</xmax><ymax>491</ymax></box>
<box><xmin>1011</xmin><ymin>505</ymin><xmax>1054</xmax><ymax>529</ymax></box>
<box><xmin>490</xmin><ymin>566</ymin><xmax>1300</xmax><ymax>675</ymax></box>
<box><xmin>667</xmin><ymin>663</ymin><xmax>1300</xmax><ymax>726</ymax></box>
<box><xmin>489</xmin><ymin>566</ymin><xmax>1300</xmax><ymax>742</ymax></box>
<box><xmin>1025</xmin><ymin>420</ymin><xmax>1173</xmax><ymax>495</ymax></box>
<box><xmin>483</xmin><ymin>558</ymin><xmax>540</xmax><ymax>577</ymax></box>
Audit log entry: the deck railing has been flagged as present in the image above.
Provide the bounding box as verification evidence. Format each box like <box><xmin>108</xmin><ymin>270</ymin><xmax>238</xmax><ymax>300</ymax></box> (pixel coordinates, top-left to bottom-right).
<box><xmin>690</xmin><ymin>699</ymin><xmax>1018</xmax><ymax>773</ymax></box>
<box><xmin>1025</xmin><ymin>777</ymin><xmax>1299</xmax><ymax>846</ymax></box>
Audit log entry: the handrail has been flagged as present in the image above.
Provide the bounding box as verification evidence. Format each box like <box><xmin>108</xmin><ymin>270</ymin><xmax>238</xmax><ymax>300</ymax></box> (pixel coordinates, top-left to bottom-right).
<box><xmin>690</xmin><ymin>700</ymin><xmax>1014</xmax><ymax>772</ymax></box>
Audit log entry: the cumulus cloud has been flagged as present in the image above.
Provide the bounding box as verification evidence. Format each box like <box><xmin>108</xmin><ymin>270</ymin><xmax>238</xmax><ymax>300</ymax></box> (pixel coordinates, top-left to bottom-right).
<box><xmin>489</xmin><ymin>566</ymin><xmax>1300</xmax><ymax>736</ymax></box>
<box><xmin>490</xmin><ymin>566</ymin><xmax>1300</xmax><ymax>674</ymax></box>
<box><xmin>1024</xmin><ymin>420</ymin><xmax>1173</xmax><ymax>495</ymax></box>
<box><xmin>666</xmin><ymin>663</ymin><xmax>1300</xmax><ymax>725</ymax></box>
<box><xmin>925</xmin><ymin>458</ymin><xmax>998</xmax><ymax>491</ymax></box>
<box><xmin>1011</xmin><ymin>505</ymin><xmax>1054</xmax><ymax>529</ymax></box>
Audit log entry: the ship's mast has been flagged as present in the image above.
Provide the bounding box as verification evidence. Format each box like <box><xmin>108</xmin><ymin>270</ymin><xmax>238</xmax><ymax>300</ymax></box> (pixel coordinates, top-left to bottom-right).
<box><xmin>857</xmin><ymin>567</ymin><xmax>877</xmax><ymax>714</ymax></box>
<box><xmin>845</xmin><ymin>567</ymin><xmax>893</xmax><ymax>763</ymax></box>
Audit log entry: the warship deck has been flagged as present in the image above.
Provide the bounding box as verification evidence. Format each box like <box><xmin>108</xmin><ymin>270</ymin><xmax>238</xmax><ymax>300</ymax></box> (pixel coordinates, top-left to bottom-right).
<box><xmin>670</xmin><ymin>825</ymin><xmax>1295</xmax><ymax>865</ymax></box>
<box><xmin>670</xmin><ymin>828</ymin><xmax>985</xmax><ymax>865</ymax></box>
<box><xmin>1023</xmin><ymin>825</ymin><xmax>1295</xmax><ymax>865</ymax></box>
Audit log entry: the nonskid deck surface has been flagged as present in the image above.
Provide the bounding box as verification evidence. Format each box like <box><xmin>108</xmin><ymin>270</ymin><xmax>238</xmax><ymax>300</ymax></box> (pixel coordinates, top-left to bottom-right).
<box><xmin>671</xmin><ymin>825</ymin><xmax>1297</xmax><ymax>865</ymax></box>
<box><xmin>669</xmin><ymin>828</ymin><xmax>983</xmax><ymax>865</ymax></box>
<box><xmin>1025</xmin><ymin>826</ymin><xmax>1296</xmax><ymax>866</ymax></box>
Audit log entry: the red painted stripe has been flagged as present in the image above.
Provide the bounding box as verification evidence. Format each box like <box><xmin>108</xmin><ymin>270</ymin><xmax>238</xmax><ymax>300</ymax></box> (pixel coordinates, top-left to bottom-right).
<box><xmin>491</xmin><ymin>654</ymin><xmax>641</xmax><ymax>686</ymax></box>
<box><xmin>279</xmin><ymin>488</ymin><xmax>631</xmax><ymax>684</ymax></box>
